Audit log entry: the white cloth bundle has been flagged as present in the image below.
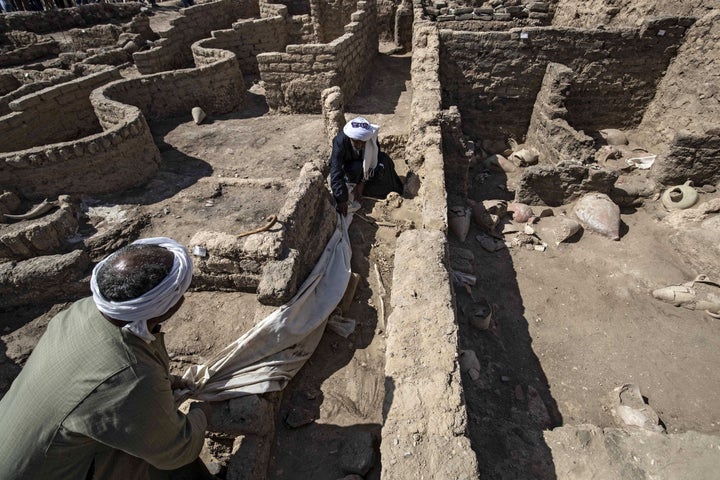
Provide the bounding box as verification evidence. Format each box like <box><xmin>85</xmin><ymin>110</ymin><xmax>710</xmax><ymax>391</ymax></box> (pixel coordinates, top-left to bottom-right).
<box><xmin>175</xmin><ymin>214</ymin><xmax>353</xmax><ymax>403</ymax></box>
<box><xmin>90</xmin><ymin>237</ymin><xmax>193</xmax><ymax>343</ymax></box>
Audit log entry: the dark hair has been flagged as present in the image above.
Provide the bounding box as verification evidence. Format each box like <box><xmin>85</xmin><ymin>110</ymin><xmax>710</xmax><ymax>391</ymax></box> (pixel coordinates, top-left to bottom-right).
<box><xmin>96</xmin><ymin>244</ymin><xmax>174</xmax><ymax>302</ymax></box>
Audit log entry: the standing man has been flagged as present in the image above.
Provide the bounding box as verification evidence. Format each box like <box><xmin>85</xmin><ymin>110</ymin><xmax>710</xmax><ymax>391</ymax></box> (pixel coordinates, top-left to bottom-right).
<box><xmin>0</xmin><ymin>238</ymin><xmax>212</xmax><ymax>479</ymax></box>
<box><xmin>329</xmin><ymin>116</ymin><xmax>403</xmax><ymax>215</ymax></box>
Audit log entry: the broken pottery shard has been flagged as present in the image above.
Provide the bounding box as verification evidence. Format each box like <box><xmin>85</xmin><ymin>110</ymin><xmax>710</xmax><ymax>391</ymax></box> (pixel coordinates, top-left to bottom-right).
<box><xmin>509</xmin><ymin>148</ymin><xmax>539</xmax><ymax>166</ymax></box>
<box><xmin>573</xmin><ymin>193</ymin><xmax>620</xmax><ymax>240</ymax></box>
<box><xmin>485</xmin><ymin>154</ymin><xmax>516</xmax><ymax>173</ymax></box>
<box><xmin>191</xmin><ymin>107</ymin><xmax>206</xmax><ymax>125</ymax></box>
<box><xmin>448</xmin><ymin>206</ymin><xmax>471</xmax><ymax>242</ymax></box>
<box><xmin>599</xmin><ymin>128</ymin><xmax>629</xmax><ymax>146</ymax></box>
<box><xmin>508</xmin><ymin>202</ymin><xmax>533</xmax><ymax>223</ymax></box>
<box><xmin>533</xmin><ymin>216</ymin><xmax>582</xmax><ymax>246</ymax></box>
<box><xmin>476</xmin><ymin>232</ymin><xmax>505</xmax><ymax>252</ymax></box>
<box><xmin>611</xmin><ymin>384</ymin><xmax>664</xmax><ymax>433</ymax></box>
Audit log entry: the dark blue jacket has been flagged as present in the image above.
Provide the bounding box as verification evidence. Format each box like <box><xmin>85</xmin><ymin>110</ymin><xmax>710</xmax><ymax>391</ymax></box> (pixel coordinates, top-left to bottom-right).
<box><xmin>329</xmin><ymin>132</ymin><xmax>369</xmax><ymax>204</ymax></box>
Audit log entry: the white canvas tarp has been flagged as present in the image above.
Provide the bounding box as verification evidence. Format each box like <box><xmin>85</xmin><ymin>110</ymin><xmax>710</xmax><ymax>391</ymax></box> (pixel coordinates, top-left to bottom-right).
<box><xmin>175</xmin><ymin>214</ymin><xmax>352</xmax><ymax>403</ymax></box>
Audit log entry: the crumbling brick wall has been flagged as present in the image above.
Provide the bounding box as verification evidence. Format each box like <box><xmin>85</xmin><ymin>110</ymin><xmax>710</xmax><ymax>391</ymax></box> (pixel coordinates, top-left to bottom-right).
<box><xmin>310</xmin><ymin>0</ymin><xmax>358</xmax><ymax>43</ymax></box>
<box><xmin>0</xmin><ymin>40</ymin><xmax>59</xmax><ymax>68</ymax></box>
<box><xmin>440</xmin><ymin>17</ymin><xmax>691</xmax><ymax>143</ymax></box>
<box><xmin>257</xmin><ymin>0</ymin><xmax>378</xmax><ymax>113</ymax></box>
<box><xmin>202</xmin><ymin>15</ymin><xmax>289</xmax><ymax>75</ymax></box>
<box><xmin>525</xmin><ymin>62</ymin><xmax>595</xmax><ymax>164</ymax></box>
<box><xmin>107</xmin><ymin>39</ymin><xmax>244</xmax><ymax>120</ymax></box>
<box><xmin>0</xmin><ymin>3</ymin><xmax>141</xmax><ymax>34</ymax></box>
<box><xmin>133</xmin><ymin>0</ymin><xmax>257</xmax><ymax>75</ymax></box>
<box><xmin>0</xmin><ymin>68</ymin><xmax>119</xmax><ymax>154</ymax></box>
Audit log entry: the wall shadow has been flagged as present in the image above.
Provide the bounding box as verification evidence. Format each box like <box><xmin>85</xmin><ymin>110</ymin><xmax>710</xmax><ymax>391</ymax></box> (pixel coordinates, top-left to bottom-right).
<box><xmin>454</xmin><ymin>154</ymin><xmax>562</xmax><ymax>479</ymax></box>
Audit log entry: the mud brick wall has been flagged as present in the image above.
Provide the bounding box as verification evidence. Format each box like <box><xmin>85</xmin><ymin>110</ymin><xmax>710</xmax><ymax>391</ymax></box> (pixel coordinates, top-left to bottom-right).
<box><xmin>0</xmin><ymin>87</ymin><xmax>159</xmax><ymax>200</ymax></box>
<box><xmin>310</xmin><ymin>0</ymin><xmax>357</xmax><ymax>43</ymax></box>
<box><xmin>651</xmin><ymin>131</ymin><xmax>720</xmax><ymax>187</ymax></box>
<box><xmin>525</xmin><ymin>62</ymin><xmax>595</xmax><ymax>164</ymax></box>
<box><xmin>64</xmin><ymin>24</ymin><xmax>122</xmax><ymax>51</ymax></box>
<box><xmin>202</xmin><ymin>16</ymin><xmax>288</xmax><ymax>76</ymax></box>
<box><xmin>133</xmin><ymin>0</ymin><xmax>255</xmax><ymax>75</ymax></box>
<box><xmin>439</xmin><ymin>17</ymin><xmax>691</xmax><ymax>143</ymax></box>
<box><xmin>0</xmin><ymin>40</ymin><xmax>59</xmax><ymax>68</ymax></box>
<box><xmin>0</xmin><ymin>69</ymin><xmax>76</xmax><ymax>115</ymax></box>
<box><xmin>257</xmin><ymin>163</ymin><xmax>336</xmax><ymax>305</ymax></box>
<box><xmin>0</xmin><ymin>68</ymin><xmax>120</xmax><ymax>154</ymax></box>
<box><xmin>260</xmin><ymin>0</ymin><xmax>309</xmax><ymax>15</ymax></box>
<box><xmin>0</xmin><ymin>3</ymin><xmax>142</xmax><ymax>34</ymax></box>
<box><xmin>257</xmin><ymin>0</ymin><xmax>378</xmax><ymax>113</ymax></box>
<box><xmin>107</xmin><ymin>40</ymin><xmax>244</xmax><ymax>120</ymax></box>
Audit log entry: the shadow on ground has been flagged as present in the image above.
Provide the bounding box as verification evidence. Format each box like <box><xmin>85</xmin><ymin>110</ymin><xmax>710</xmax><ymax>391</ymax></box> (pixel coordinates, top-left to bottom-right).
<box><xmin>455</xmin><ymin>160</ymin><xmax>562</xmax><ymax>479</ymax></box>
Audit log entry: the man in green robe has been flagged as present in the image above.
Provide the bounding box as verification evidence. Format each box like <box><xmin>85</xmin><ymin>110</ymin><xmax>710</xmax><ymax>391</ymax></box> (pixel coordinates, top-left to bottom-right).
<box><xmin>0</xmin><ymin>237</ymin><xmax>212</xmax><ymax>479</ymax></box>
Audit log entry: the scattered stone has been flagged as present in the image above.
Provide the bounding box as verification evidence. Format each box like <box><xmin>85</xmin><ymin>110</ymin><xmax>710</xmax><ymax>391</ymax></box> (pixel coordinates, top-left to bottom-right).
<box><xmin>533</xmin><ymin>216</ymin><xmax>582</xmax><ymax>246</ymax></box>
<box><xmin>509</xmin><ymin>148</ymin><xmax>539</xmax><ymax>166</ymax></box>
<box><xmin>284</xmin><ymin>405</ymin><xmax>318</xmax><ymax>428</ymax></box>
<box><xmin>450</xmin><ymin>246</ymin><xmax>475</xmax><ymax>274</ymax></box>
<box><xmin>460</xmin><ymin>349</ymin><xmax>482</xmax><ymax>373</ymax></box>
<box><xmin>485</xmin><ymin>154</ymin><xmax>516</xmax><ymax>173</ymax></box>
<box><xmin>476</xmin><ymin>232</ymin><xmax>505</xmax><ymax>252</ymax></box>
<box><xmin>701</xmin><ymin>184</ymin><xmax>717</xmax><ymax>193</ymax></box>
<box><xmin>573</xmin><ymin>193</ymin><xmax>621</xmax><ymax>240</ymax></box>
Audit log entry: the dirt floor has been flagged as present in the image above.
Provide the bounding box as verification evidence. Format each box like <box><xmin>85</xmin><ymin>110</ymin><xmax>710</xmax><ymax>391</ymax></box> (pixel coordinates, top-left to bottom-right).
<box><xmin>2</xmin><ymin>11</ymin><xmax>720</xmax><ymax>480</ymax></box>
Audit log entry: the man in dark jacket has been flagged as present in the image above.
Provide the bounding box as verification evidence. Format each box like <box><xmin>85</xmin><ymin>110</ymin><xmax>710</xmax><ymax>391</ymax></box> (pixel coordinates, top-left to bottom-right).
<box><xmin>329</xmin><ymin>117</ymin><xmax>403</xmax><ymax>215</ymax></box>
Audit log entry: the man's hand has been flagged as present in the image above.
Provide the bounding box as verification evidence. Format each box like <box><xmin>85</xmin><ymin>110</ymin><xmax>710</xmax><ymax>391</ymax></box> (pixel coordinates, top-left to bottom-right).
<box><xmin>336</xmin><ymin>202</ymin><xmax>348</xmax><ymax>216</ymax></box>
<box><xmin>171</xmin><ymin>374</ymin><xmax>191</xmax><ymax>390</ymax></box>
<box><xmin>189</xmin><ymin>401</ymin><xmax>213</xmax><ymax>425</ymax></box>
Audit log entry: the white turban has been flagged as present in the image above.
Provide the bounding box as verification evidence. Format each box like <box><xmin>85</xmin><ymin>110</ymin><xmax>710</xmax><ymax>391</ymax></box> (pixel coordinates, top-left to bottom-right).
<box><xmin>90</xmin><ymin>237</ymin><xmax>193</xmax><ymax>343</ymax></box>
<box><xmin>343</xmin><ymin>117</ymin><xmax>379</xmax><ymax>142</ymax></box>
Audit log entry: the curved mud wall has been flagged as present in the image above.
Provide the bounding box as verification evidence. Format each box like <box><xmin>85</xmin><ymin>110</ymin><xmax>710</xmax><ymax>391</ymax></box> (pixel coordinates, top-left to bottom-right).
<box><xmin>0</xmin><ymin>40</ymin><xmax>244</xmax><ymax>200</ymax></box>
<box><xmin>133</xmin><ymin>0</ymin><xmax>258</xmax><ymax>74</ymax></box>
<box><xmin>440</xmin><ymin>17</ymin><xmax>691</xmax><ymax>143</ymax></box>
<box><xmin>107</xmin><ymin>40</ymin><xmax>244</xmax><ymax>120</ymax></box>
<box><xmin>0</xmin><ymin>68</ymin><xmax>118</xmax><ymax>154</ymax></box>
<box><xmin>257</xmin><ymin>0</ymin><xmax>378</xmax><ymax>113</ymax></box>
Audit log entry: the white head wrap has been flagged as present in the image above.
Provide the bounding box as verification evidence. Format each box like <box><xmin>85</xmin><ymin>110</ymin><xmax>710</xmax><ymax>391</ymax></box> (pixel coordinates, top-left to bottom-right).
<box><xmin>90</xmin><ymin>237</ymin><xmax>193</xmax><ymax>343</ymax></box>
<box><xmin>343</xmin><ymin>117</ymin><xmax>379</xmax><ymax>142</ymax></box>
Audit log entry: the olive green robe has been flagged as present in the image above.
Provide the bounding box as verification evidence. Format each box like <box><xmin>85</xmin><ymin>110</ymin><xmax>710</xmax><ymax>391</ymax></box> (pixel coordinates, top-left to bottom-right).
<box><xmin>0</xmin><ymin>297</ymin><xmax>207</xmax><ymax>479</ymax></box>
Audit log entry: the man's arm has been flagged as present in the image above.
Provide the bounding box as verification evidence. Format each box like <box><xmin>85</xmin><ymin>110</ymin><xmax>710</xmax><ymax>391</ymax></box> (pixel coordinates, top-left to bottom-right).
<box><xmin>63</xmin><ymin>366</ymin><xmax>208</xmax><ymax>471</ymax></box>
<box><xmin>329</xmin><ymin>134</ymin><xmax>349</xmax><ymax>209</ymax></box>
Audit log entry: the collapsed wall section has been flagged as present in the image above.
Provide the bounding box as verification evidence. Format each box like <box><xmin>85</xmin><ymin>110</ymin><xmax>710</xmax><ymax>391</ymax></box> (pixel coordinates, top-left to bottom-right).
<box><xmin>133</xmin><ymin>0</ymin><xmax>258</xmax><ymax>74</ymax></box>
<box><xmin>439</xmin><ymin>18</ymin><xmax>690</xmax><ymax>143</ymax></box>
<box><xmin>524</xmin><ymin>62</ymin><xmax>594</xmax><ymax>164</ymax></box>
<box><xmin>641</xmin><ymin>11</ymin><xmax>719</xmax><ymax>187</ymax></box>
<box><xmin>257</xmin><ymin>0</ymin><xmax>378</xmax><ymax>113</ymax></box>
<box><xmin>0</xmin><ymin>68</ymin><xmax>119</xmax><ymax>154</ymax></box>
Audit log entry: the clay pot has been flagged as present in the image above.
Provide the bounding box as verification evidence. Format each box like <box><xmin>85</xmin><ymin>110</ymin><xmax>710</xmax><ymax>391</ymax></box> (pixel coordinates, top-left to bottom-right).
<box><xmin>573</xmin><ymin>193</ymin><xmax>620</xmax><ymax>240</ymax></box>
<box><xmin>508</xmin><ymin>202</ymin><xmax>533</xmax><ymax>223</ymax></box>
<box><xmin>448</xmin><ymin>206</ymin><xmax>471</xmax><ymax>242</ymax></box>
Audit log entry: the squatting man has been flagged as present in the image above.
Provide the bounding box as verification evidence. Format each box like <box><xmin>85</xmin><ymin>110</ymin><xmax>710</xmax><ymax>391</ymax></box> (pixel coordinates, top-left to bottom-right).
<box><xmin>329</xmin><ymin>116</ymin><xmax>403</xmax><ymax>215</ymax></box>
<box><xmin>0</xmin><ymin>238</ymin><xmax>215</xmax><ymax>479</ymax></box>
